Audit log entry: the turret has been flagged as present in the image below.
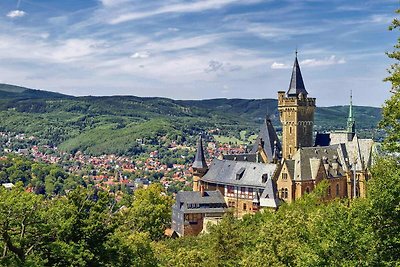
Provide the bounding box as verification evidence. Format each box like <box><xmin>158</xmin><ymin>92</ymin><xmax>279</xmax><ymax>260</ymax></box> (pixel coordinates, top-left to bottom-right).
<box><xmin>192</xmin><ymin>135</ymin><xmax>208</xmax><ymax>191</ymax></box>
<box><xmin>278</xmin><ymin>52</ymin><xmax>316</xmax><ymax>159</ymax></box>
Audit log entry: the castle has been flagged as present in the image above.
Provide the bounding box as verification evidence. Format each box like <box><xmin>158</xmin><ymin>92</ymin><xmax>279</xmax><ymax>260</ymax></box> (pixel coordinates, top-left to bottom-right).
<box><xmin>171</xmin><ymin>54</ymin><xmax>376</xmax><ymax>237</ymax></box>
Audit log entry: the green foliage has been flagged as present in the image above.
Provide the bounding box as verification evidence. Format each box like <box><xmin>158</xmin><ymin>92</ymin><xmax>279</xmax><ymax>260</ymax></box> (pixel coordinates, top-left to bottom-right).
<box><xmin>384</xmin><ymin>9</ymin><xmax>400</xmax><ymax>92</ymax></box>
<box><xmin>0</xmin><ymin>182</ymin><xmax>174</xmax><ymax>266</ymax></box>
<box><xmin>380</xmin><ymin>91</ymin><xmax>400</xmax><ymax>152</ymax></box>
<box><xmin>381</xmin><ymin>9</ymin><xmax>400</xmax><ymax>152</ymax></box>
<box><xmin>157</xmin><ymin>171</ymin><xmax>400</xmax><ymax>267</ymax></box>
<box><xmin>0</xmin><ymin>156</ymin><xmax>84</xmax><ymax>196</ymax></box>
<box><xmin>117</xmin><ymin>184</ymin><xmax>173</xmax><ymax>241</ymax></box>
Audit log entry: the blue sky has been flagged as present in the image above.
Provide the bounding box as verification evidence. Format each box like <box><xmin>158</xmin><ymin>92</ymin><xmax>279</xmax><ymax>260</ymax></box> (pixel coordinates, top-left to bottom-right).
<box><xmin>0</xmin><ymin>0</ymin><xmax>398</xmax><ymax>106</ymax></box>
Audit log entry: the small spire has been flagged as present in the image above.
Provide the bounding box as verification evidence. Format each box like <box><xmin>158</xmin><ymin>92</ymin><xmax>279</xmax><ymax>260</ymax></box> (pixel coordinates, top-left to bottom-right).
<box><xmin>347</xmin><ymin>90</ymin><xmax>355</xmax><ymax>134</ymax></box>
<box><xmin>192</xmin><ymin>135</ymin><xmax>208</xmax><ymax>169</ymax></box>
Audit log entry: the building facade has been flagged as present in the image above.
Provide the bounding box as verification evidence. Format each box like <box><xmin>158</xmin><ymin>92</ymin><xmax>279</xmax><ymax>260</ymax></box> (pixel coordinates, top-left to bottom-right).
<box><xmin>172</xmin><ymin>53</ymin><xmax>376</xmax><ymax>235</ymax></box>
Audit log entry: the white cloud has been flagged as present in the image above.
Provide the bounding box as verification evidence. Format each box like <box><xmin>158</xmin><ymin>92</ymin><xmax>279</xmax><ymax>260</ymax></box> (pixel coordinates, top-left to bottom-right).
<box><xmin>6</xmin><ymin>10</ymin><xmax>26</xmax><ymax>18</ymax></box>
<box><xmin>300</xmin><ymin>55</ymin><xmax>346</xmax><ymax>67</ymax></box>
<box><xmin>109</xmin><ymin>0</ymin><xmax>261</xmax><ymax>24</ymax></box>
<box><xmin>131</xmin><ymin>51</ymin><xmax>150</xmax><ymax>59</ymax></box>
<box><xmin>271</xmin><ymin>62</ymin><xmax>290</xmax><ymax>69</ymax></box>
<box><xmin>100</xmin><ymin>0</ymin><xmax>130</xmax><ymax>7</ymax></box>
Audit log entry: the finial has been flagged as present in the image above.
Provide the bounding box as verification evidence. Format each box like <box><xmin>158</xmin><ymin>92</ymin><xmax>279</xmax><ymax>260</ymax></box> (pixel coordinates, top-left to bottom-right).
<box><xmin>295</xmin><ymin>47</ymin><xmax>298</xmax><ymax>58</ymax></box>
<box><xmin>350</xmin><ymin>90</ymin><xmax>353</xmax><ymax>103</ymax></box>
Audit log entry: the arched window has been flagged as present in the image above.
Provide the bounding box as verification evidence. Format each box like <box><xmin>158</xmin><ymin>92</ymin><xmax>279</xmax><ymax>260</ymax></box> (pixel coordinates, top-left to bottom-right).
<box><xmin>280</xmin><ymin>189</ymin><xmax>285</xmax><ymax>199</ymax></box>
<box><xmin>305</xmin><ymin>187</ymin><xmax>310</xmax><ymax>194</ymax></box>
<box><xmin>284</xmin><ymin>188</ymin><xmax>288</xmax><ymax>199</ymax></box>
<box><xmin>336</xmin><ymin>184</ymin><xmax>340</xmax><ymax>196</ymax></box>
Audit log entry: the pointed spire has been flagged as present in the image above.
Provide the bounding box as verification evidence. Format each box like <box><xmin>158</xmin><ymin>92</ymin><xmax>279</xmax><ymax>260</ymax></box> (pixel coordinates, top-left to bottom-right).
<box><xmin>287</xmin><ymin>52</ymin><xmax>308</xmax><ymax>97</ymax></box>
<box><xmin>347</xmin><ymin>90</ymin><xmax>355</xmax><ymax>134</ymax></box>
<box><xmin>192</xmin><ymin>135</ymin><xmax>208</xmax><ymax>169</ymax></box>
<box><xmin>251</xmin><ymin>115</ymin><xmax>281</xmax><ymax>162</ymax></box>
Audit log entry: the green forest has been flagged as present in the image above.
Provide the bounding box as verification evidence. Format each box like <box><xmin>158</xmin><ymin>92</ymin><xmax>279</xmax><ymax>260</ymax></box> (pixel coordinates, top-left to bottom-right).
<box><xmin>0</xmin><ymin>83</ymin><xmax>381</xmax><ymax>156</ymax></box>
<box><xmin>0</xmin><ymin>155</ymin><xmax>398</xmax><ymax>266</ymax></box>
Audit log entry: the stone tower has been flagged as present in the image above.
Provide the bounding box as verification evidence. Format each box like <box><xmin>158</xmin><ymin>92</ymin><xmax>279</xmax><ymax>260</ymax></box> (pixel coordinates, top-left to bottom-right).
<box><xmin>278</xmin><ymin>54</ymin><xmax>316</xmax><ymax>159</ymax></box>
<box><xmin>192</xmin><ymin>135</ymin><xmax>208</xmax><ymax>191</ymax></box>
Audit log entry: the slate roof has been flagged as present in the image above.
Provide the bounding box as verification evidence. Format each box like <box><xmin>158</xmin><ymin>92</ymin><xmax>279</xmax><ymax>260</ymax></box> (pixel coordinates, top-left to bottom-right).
<box><xmin>250</xmin><ymin>117</ymin><xmax>281</xmax><ymax>162</ymax></box>
<box><xmin>287</xmin><ymin>56</ymin><xmax>308</xmax><ymax>97</ymax></box>
<box><xmin>290</xmin><ymin>146</ymin><xmax>347</xmax><ymax>181</ymax></box>
<box><xmin>192</xmin><ymin>135</ymin><xmax>208</xmax><ymax>169</ymax></box>
<box><xmin>201</xmin><ymin>159</ymin><xmax>277</xmax><ymax>188</ymax></box>
<box><xmin>223</xmin><ymin>153</ymin><xmax>257</xmax><ymax>162</ymax></box>
<box><xmin>260</xmin><ymin>178</ymin><xmax>280</xmax><ymax>208</ymax></box>
<box><xmin>173</xmin><ymin>190</ymin><xmax>227</xmax><ymax>214</ymax></box>
<box><xmin>328</xmin><ymin>132</ymin><xmax>375</xmax><ymax>171</ymax></box>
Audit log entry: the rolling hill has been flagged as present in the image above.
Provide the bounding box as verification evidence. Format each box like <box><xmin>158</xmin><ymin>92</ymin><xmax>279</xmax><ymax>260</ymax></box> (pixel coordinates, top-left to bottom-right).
<box><xmin>0</xmin><ymin>83</ymin><xmax>382</xmax><ymax>155</ymax></box>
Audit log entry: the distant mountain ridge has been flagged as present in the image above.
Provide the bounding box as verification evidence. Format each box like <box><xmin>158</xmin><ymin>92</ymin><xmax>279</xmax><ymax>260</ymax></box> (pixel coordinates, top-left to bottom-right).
<box><xmin>0</xmin><ymin>83</ymin><xmax>382</xmax><ymax>155</ymax></box>
<box><xmin>0</xmin><ymin>83</ymin><xmax>69</xmax><ymax>99</ymax></box>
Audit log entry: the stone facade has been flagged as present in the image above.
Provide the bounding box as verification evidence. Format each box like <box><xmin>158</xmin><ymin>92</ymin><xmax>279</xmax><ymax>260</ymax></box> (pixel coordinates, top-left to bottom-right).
<box><xmin>278</xmin><ymin>92</ymin><xmax>316</xmax><ymax>159</ymax></box>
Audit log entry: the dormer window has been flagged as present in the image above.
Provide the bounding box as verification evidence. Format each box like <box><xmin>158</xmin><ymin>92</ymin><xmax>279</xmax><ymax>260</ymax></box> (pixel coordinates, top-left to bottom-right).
<box><xmin>262</xmin><ymin>174</ymin><xmax>268</xmax><ymax>183</ymax></box>
<box><xmin>236</xmin><ymin>167</ymin><xmax>245</xmax><ymax>180</ymax></box>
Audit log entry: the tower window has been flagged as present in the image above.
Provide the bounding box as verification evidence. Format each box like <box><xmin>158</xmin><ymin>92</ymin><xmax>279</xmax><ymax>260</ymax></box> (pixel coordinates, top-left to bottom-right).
<box><xmin>289</xmin><ymin>126</ymin><xmax>292</xmax><ymax>134</ymax></box>
<box><xmin>336</xmin><ymin>184</ymin><xmax>340</xmax><ymax>196</ymax></box>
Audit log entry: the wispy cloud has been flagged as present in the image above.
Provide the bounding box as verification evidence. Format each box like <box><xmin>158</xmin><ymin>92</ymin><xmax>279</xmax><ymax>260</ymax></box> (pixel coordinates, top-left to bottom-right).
<box><xmin>301</xmin><ymin>55</ymin><xmax>346</xmax><ymax>67</ymax></box>
<box><xmin>271</xmin><ymin>55</ymin><xmax>346</xmax><ymax>69</ymax></box>
<box><xmin>109</xmin><ymin>0</ymin><xmax>261</xmax><ymax>24</ymax></box>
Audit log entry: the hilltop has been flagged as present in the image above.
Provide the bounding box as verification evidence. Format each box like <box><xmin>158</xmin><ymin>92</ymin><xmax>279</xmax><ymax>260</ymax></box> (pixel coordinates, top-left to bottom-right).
<box><xmin>0</xmin><ymin>83</ymin><xmax>382</xmax><ymax>155</ymax></box>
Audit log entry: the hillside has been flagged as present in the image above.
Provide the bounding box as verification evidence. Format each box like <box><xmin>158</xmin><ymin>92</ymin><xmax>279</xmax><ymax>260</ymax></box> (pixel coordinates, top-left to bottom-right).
<box><xmin>0</xmin><ymin>84</ymin><xmax>382</xmax><ymax>155</ymax></box>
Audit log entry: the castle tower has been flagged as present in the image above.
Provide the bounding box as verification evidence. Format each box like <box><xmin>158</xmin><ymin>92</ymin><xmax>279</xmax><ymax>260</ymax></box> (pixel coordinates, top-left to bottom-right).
<box><xmin>278</xmin><ymin>54</ymin><xmax>316</xmax><ymax>159</ymax></box>
<box><xmin>347</xmin><ymin>91</ymin><xmax>355</xmax><ymax>141</ymax></box>
<box><xmin>192</xmin><ymin>135</ymin><xmax>208</xmax><ymax>191</ymax></box>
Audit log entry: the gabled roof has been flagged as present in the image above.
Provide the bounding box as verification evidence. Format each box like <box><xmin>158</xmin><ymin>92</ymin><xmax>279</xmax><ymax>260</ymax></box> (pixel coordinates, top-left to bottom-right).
<box><xmin>173</xmin><ymin>190</ymin><xmax>226</xmax><ymax>214</ymax></box>
<box><xmin>260</xmin><ymin>178</ymin><xmax>280</xmax><ymax>208</ymax></box>
<box><xmin>251</xmin><ymin>117</ymin><xmax>281</xmax><ymax>162</ymax></box>
<box><xmin>329</xmin><ymin>132</ymin><xmax>375</xmax><ymax>171</ymax></box>
<box><xmin>202</xmin><ymin>159</ymin><xmax>278</xmax><ymax>188</ymax></box>
<box><xmin>192</xmin><ymin>135</ymin><xmax>208</xmax><ymax>169</ymax></box>
<box><xmin>291</xmin><ymin>146</ymin><xmax>347</xmax><ymax>181</ymax></box>
<box><xmin>287</xmin><ymin>56</ymin><xmax>308</xmax><ymax>97</ymax></box>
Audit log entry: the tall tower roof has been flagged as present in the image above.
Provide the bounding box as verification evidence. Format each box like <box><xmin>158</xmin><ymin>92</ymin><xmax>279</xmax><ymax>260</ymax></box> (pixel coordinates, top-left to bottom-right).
<box><xmin>192</xmin><ymin>135</ymin><xmax>208</xmax><ymax>169</ymax></box>
<box><xmin>347</xmin><ymin>91</ymin><xmax>355</xmax><ymax>134</ymax></box>
<box><xmin>251</xmin><ymin>116</ymin><xmax>282</xmax><ymax>162</ymax></box>
<box><xmin>287</xmin><ymin>53</ymin><xmax>308</xmax><ymax>97</ymax></box>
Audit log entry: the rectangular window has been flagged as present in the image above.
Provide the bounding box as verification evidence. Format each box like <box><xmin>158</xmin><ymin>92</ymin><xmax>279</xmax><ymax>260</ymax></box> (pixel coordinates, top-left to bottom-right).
<box><xmin>248</xmin><ymin>188</ymin><xmax>253</xmax><ymax>199</ymax></box>
<box><xmin>240</xmin><ymin>187</ymin><xmax>246</xmax><ymax>198</ymax></box>
<box><xmin>243</xmin><ymin>203</ymin><xmax>247</xmax><ymax>211</ymax></box>
<box><xmin>282</xmin><ymin>173</ymin><xmax>288</xmax><ymax>180</ymax></box>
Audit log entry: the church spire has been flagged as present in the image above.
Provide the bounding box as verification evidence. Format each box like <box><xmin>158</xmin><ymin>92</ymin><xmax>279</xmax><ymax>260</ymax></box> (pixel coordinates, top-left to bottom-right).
<box><xmin>287</xmin><ymin>52</ymin><xmax>308</xmax><ymax>97</ymax></box>
<box><xmin>192</xmin><ymin>135</ymin><xmax>207</xmax><ymax>169</ymax></box>
<box><xmin>347</xmin><ymin>91</ymin><xmax>355</xmax><ymax>135</ymax></box>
